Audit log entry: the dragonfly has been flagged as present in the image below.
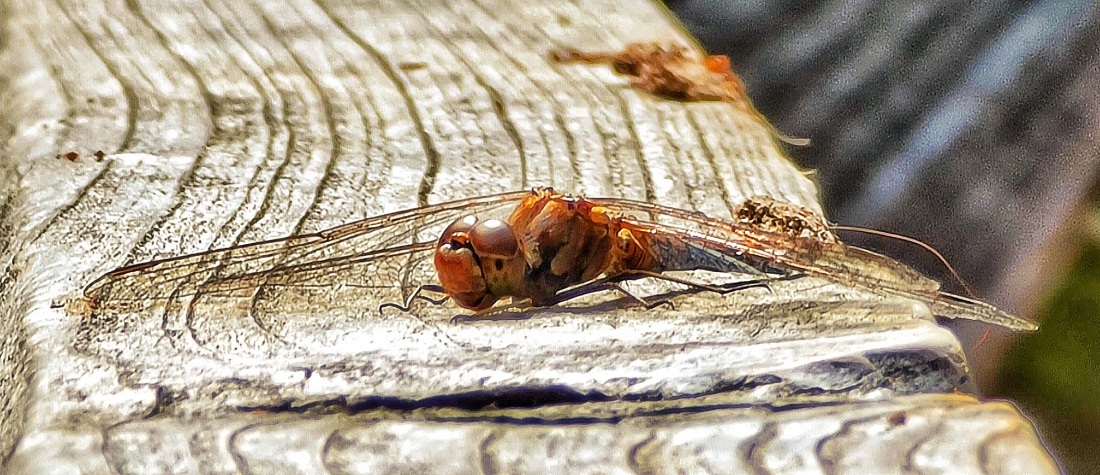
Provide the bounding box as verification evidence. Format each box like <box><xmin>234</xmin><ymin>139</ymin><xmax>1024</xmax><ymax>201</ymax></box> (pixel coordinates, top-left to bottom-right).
<box><xmin>73</xmin><ymin>188</ymin><xmax>1037</xmax><ymax>331</ymax></box>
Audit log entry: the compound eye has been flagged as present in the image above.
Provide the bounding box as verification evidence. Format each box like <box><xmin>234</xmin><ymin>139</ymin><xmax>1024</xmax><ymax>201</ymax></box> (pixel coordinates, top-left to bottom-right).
<box><xmin>438</xmin><ymin>215</ymin><xmax>478</xmax><ymax>246</ymax></box>
<box><xmin>435</xmin><ymin>216</ymin><xmax>496</xmax><ymax>310</ymax></box>
<box><xmin>468</xmin><ymin>219</ymin><xmax>519</xmax><ymax>259</ymax></box>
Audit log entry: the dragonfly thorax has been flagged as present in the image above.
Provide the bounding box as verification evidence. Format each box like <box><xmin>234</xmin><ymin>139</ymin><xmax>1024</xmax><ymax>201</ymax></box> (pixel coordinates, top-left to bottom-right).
<box><xmin>434</xmin><ymin>189</ymin><xmax>667</xmax><ymax>312</ymax></box>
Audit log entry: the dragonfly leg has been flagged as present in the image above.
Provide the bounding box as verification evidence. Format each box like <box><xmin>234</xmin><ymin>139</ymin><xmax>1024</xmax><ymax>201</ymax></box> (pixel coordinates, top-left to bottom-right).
<box><xmin>450</xmin><ymin>298</ymin><xmax>535</xmax><ymax>324</ymax></box>
<box><xmin>549</xmin><ymin>270</ymin><xmax>780</xmax><ymax>308</ymax></box>
<box><xmin>622</xmin><ymin>270</ymin><xmax>775</xmax><ymax>295</ymax></box>
<box><xmin>612</xmin><ymin>283</ymin><xmax>677</xmax><ymax>310</ymax></box>
<box><xmin>378</xmin><ymin>284</ymin><xmax>450</xmax><ymax>313</ymax></box>
<box><xmin>451</xmin><ymin>282</ymin><xmax>676</xmax><ymax>323</ymax></box>
<box><xmin>450</xmin><ymin>285</ymin><xmax>673</xmax><ymax>323</ymax></box>
<box><xmin>449</xmin><ymin>273</ymin><xmax>797</xmax><ymax>323</ymax></box>
<box><xmin>609</xmin><ymin>269</ymin><xmax>780</xmax><ymax>296</ymax></box>
<box><xmin>541</xmin><ymin>275</ymin><xmax>678</xmax><ymax>310</ymax></box>
<box><xmin>556</xmin><ymin>280</ymin><xmax>676</xmax><ymax>309</ymax></box>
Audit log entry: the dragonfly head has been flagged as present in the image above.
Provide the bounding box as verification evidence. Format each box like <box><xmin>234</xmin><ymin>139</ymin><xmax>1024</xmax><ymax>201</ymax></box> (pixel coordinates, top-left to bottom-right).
<box><xmin>434</xmin><ymin>215</ymin><xmax>525</xmax><ymax>310</ymax></box>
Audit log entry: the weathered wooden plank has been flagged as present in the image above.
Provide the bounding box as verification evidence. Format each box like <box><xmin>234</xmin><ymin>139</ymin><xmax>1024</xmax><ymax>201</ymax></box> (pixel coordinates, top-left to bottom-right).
<box><xmin>6</xmin><ymin>395</ymin><xmax>1057</xmax><ymax>474</ymax></box>
<box><xmin>0</xmin><ymin>0</ymin><xmax>1053</xmax><ymax>472</ymax></box>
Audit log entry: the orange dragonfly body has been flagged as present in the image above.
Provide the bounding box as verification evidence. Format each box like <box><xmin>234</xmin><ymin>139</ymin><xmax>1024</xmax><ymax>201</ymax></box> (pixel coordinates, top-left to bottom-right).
<box><xmin>75</xmin><ymin>188</ymin><xmax>1036</xmax><ymax>331</ymax></box>
<box><xmin>431</xmin><ymin>189</ymin><xmax>766</xmax><ymax>311</ymax></box>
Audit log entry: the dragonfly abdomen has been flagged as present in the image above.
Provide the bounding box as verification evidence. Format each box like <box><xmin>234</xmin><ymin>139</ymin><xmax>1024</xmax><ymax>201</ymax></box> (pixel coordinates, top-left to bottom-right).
<box><xmin>634</xmin><ymin>230</ymin><xmax>770</xmax><ymax>276</ymax></box>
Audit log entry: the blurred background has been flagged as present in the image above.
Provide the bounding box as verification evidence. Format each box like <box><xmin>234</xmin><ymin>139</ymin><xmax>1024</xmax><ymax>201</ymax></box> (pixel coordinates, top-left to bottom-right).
<box><xmin>662</xmin><ymin>0</ymin><xmax>1100</xmax><ymax>472</ymax></box>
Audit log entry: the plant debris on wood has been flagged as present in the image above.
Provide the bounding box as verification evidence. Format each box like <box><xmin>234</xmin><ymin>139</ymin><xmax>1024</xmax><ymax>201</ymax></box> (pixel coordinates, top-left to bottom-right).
<box><xmin>550</xmin><ymin>43</ymin><xmax>750</xmax><ymax>108</ymax></box>
<box><xmin>551</xmin><ymin>43</ymin><xmax>810</xmax><ymax>146</ymax></box>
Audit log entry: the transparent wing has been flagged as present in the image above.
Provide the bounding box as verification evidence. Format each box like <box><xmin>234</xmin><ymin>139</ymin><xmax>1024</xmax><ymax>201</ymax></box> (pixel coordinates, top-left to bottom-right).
<box><xmin>590</xmin><ymin>197</ymin><xmax>938</xmax><ymax>291</ymax></box>
<box><xmin>81</xmin><ymin>191</ymin><xmax>532</xmax><ymax>316</ymax></box>
<box><xmin>589</xmin><ymin>197</ymin><xmax>1037</xmax><ymax>331</ymax></box>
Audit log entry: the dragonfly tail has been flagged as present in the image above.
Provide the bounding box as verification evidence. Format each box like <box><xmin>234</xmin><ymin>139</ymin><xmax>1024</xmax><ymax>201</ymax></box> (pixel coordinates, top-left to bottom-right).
<box><xmin>931</xmin><ymin>292</ymin><xmax>1038</xmax><ymax>332</ymax></box>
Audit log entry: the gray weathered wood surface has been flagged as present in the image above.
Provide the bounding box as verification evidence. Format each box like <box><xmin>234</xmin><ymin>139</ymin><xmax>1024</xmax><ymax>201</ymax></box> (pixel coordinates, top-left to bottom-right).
<box><xmin>0</xmin><ymin>0</ymin><xmax>1056</xmax><ymax>473</ymax></box>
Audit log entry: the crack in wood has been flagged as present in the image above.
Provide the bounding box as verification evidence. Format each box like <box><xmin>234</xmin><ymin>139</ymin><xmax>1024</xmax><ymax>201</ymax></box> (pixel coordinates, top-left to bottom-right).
<box><xmin>320</xmin><ymin>4</ymin><xmax>442</xmax><ymax>208</ymax></box>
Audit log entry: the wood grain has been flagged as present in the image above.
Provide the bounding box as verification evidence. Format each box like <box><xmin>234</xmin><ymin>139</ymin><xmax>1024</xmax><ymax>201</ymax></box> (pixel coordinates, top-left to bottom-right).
<box><xmin>0</xmin><ymin>0</ymin><xmax>1054</xmax><ymax>472</ymax></box>
<box><xmin>7</xmin><ymin>394</ymin><xmax>1057</xmax><ymax>474</ymax></box>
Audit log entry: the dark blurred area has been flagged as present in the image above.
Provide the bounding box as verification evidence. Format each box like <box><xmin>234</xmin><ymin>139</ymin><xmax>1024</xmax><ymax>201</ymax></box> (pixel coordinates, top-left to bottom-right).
<box><xmin>663</xmin><ymin>0</ymin><xmax>1100</xmax><ymax>472</ymax></box>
